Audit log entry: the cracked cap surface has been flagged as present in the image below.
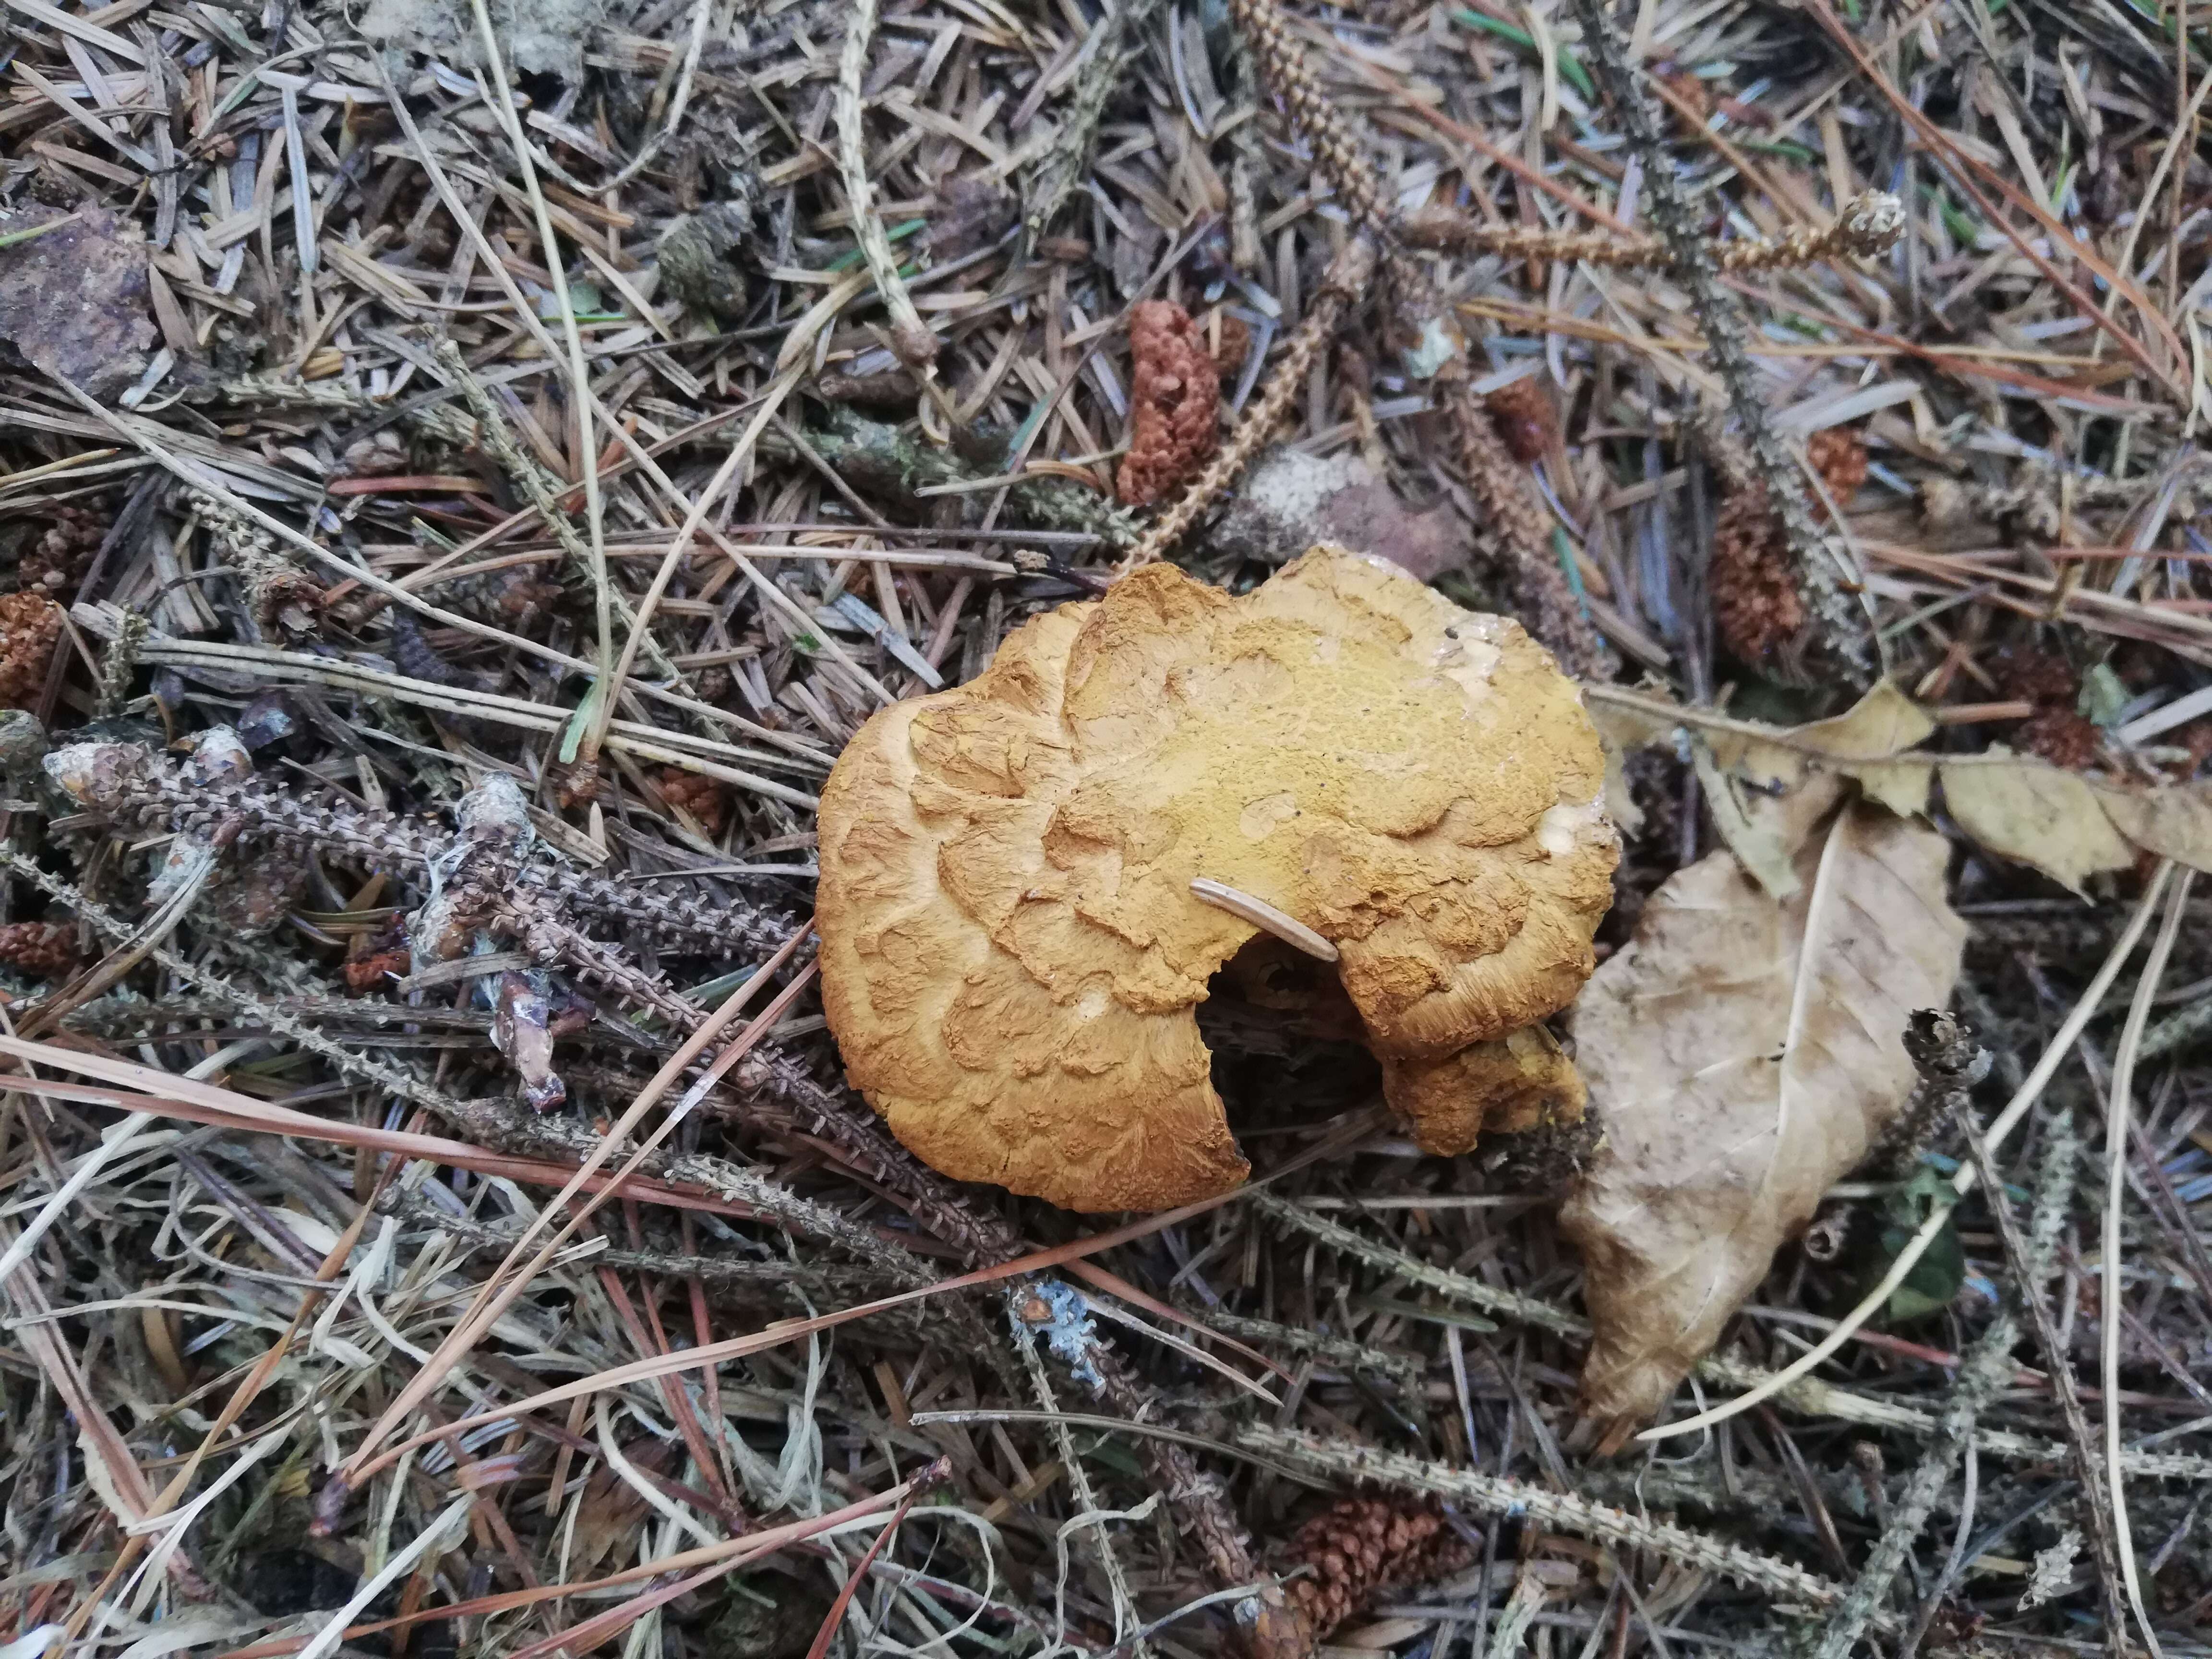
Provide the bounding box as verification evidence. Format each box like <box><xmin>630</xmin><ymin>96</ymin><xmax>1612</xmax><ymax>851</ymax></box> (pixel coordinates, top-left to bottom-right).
<box><xmin>817</xmin><ymin>545</ymin><xmax>1618</xmax><ymax>1211</ymax></box>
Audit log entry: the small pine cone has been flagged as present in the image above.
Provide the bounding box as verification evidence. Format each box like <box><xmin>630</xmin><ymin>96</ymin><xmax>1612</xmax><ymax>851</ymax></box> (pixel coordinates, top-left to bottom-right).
<box><xmin>21</xmin><ymin>505</ymin><xmax>104</xmax><ymax>599</ymax></box>
<box><xmin>1281</xmin><ymin>1496</ymin><xmax>1473</xmax><ymax>1640</ymax></box>
<box><xmin>1997</xmin><ymin>647</ymin><xmax>2102</xmax><ymax>769</ymax></box>
<box><xmin>2018</xmin><ymin>706</ymin><xmax>2103</xmax><ymax>770</ymax></box>
<box><xmin>0</xmin><ymin>921</ymin><xmax>75</xmax><ymax>977</ymax></box>
<box><xmin>1710</xmin><ymin>483</ymin><xmax>1805</xmax><ymax>663</ymax></box>
<box><xmin>0</xmin><ymin>592</ymin><xmax>63</xmax><ymax>709</ymax></box>
<box><xmin>1117</xmin><ymin>301</ymin><xmax>1221</xmax><ymax>506</ymax></box>
<box><xmin>1804</xmin><ymin>426</ymin><xmax>1868</xmax><ymax>520</ymax></box>
<box><xmin>1484</xmin><ymin>376</ymin><xmax>1557</xmax><ymax>464</ymax></box>
<box><xmin>659</xmin><ymin>768</ymin><xmax>729</xmax><ymax>835</ymax></box>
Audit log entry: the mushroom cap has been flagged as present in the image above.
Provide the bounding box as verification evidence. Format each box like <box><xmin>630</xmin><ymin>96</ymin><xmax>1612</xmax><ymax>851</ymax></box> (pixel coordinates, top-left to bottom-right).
<box><xmin>816</xmin><ymin>545</ymin><xmax>1618</xmax><ymax>1211</ymax></box>
<box><xmin>1380</xmin><ymin>1024</ymin><xmax>1589</xmax><ymax>1154</ymax></box>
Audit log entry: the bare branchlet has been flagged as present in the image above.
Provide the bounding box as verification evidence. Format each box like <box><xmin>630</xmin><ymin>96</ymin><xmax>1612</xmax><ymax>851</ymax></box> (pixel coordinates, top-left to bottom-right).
<box><xmin>1221</xmin><ymin>0</ymin><xmax>1395</xmax><ymax>240</ymax></box>
<box><xmin>1403</xmin><ymin>191</ymin><xmax>1905</xmax><ymax>273</ymax></box>
<box><xmin>1213</xmin><ymin>0</ymin><xmax>1612</xmax><ymax>683</ymax></box>
<box><xmin>46</xmin><ymin>738</ymin><xmax>797</xmax><ymax>959</ymax></box>
<box><xmin>1241</xmin><ymin>1424</ymin><xmax>1872</xmax><ymax>1623</ymax></box>
<box><xmin>433</xmin><ymin>343</ymin><xmax>705</xmax><ymax>704</ymax></box>
<box><xmin>1258</xmin><ymin>1189</ymin><xmax>2212</xmax><ymax>1482</ymax></box>
<box><xmin>1445</xmin><ymin>385</ymin><xmax>1615</xmax><ymax>678</ymax></box>
<box><xmin>1814</xmin><ymin>1018</ymin><xmax>2015</xmax><ymax>1659</ymax></box>
<box><xmin>1566</xmin><ymin>0</ymin><xmax>1882</xmax><ymax>689</ymax></box>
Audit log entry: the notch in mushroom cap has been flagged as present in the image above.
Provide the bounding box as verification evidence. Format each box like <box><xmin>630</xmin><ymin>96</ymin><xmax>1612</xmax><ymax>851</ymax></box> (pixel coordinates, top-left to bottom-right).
<box><xmin>816</xmin><ymin>545</ymin><xmax>1620</xmax><ymax>1212</ymax></box>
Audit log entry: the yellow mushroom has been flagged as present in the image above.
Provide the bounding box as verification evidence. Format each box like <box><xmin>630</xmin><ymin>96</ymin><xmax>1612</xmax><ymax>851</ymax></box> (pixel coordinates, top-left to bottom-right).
<box><xmin>816</xmin><ymin>545</ymin><xmax>1618</xmax><ymax>1211</ymax></box>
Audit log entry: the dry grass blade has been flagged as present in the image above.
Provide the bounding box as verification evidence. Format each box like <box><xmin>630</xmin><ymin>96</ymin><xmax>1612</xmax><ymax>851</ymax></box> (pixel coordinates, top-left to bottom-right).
<box><xmin>2101</xmin><ymin>868</ymin><xmax>2194</xmax><ymax>1659</ymax></box>
<box><xmin>334</xmin><ymin>932</ymin><xmax>814</xmax><ymax>1494</ymax></box>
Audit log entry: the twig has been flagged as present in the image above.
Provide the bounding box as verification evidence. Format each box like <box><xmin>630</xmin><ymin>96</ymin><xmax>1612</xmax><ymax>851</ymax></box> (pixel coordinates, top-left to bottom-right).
<box><xmin>1812</xmin><ymin>1014</ymin><xmax>2012</xmax><ymax>1659</ymax></box>
<box><xmin>1813</xmin><ymin>1309</ymin><xmax>2016</xmax><ymax>1659</ymax></box>
<box><xmin>1240</xmin><ymin>1425</ymin><xmax>1874</xmax><ymax>1623</ymax></box>
<box><xmin>1444</xmin><ymin>384</ymin><xmax>1613</xmax><ymax>678</ymax></box>
<box><xmin>1212</xmin><ymin>0</ymin><xmax>1611</xmax><ymax>675</ymax></box>
<box><xmin>1019</xmin><ymin>0</ymin><xmax>1170</xmax><ymax>256</ymax></box>
<box><xmin>48</xmin><ymin>737</ymin><xmax>799</xmax><ymax>958</ymax></box>
<box><xmin>1012</xmin><ymin>1295</ymin><xmax>1150</xmax><ymax>1657</ymax></box>
<box><xmin>835</xmin><ymin>0</ymin><xmax>941</xmax><ymax>382</ymax></box>
<box><xmin>1221</xmin><ymin>0</ymin><xmax>1395</xmax><ymax>238</ymax></box>
<box><xmin>1403</xmin><ymin>194</ymin><xmax>1904</xmax><ymax>272</ymax></box>
<box><xmin>1565</xmin><ymin>0</ymin><xmax>1879</xmax><ymax>688</ymax></box>
<box><xmin>433</xmin><ymin>342</ymin><xmax>702</xmax><ymax>707</ymax></box>
<box><xmin>1950</xmin><ymin>1095</ymin><xmax>2128</xmax><ymax>1652</ymax></box>
<box><xmin>464</xmin><ymin>0</ymin><xmax>613</xmax><ymax>772</ymax></box>
<box><xmin>1254</xmin><ymin>1190</ymin><xmax>2212</xmax><ymax>1481</ymax></box>
<box><xmin>2141</xmin><ymin>990</ymin><xmax>2212</xmax><ymax>1058</ymax></box>
<box><xmin>2102</xmin><ymin>867</ymin><xmax>2194</xmax><ymax>1659</ymax></box>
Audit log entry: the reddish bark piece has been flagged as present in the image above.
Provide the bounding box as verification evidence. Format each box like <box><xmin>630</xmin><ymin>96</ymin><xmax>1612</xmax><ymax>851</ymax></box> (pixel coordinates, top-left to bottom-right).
<box><xmin>0</xmin><ymin>207</ymin><xmax>156</xmax><ymax>399</ymax></box>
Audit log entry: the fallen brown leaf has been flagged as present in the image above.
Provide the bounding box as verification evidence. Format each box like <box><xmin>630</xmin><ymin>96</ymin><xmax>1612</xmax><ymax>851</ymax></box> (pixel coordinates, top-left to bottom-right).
<box><xmin>1591</xmin><ymin>684</ymin><xmax>2212</xmax><ymax>892</ymax></box>
<box><xmin>570</xmin><ymin>1438</ymin><xmax>669</xmax><ymax>1575</ymax></box>
<box><xmin>2090</xmin><ymin>778</ymin><xmax>2212</xmax><ymax>875</ymax></box>
<box><xmin>1942</xmin><ymin>746</ymin><xmax>2135</xmax><ymax>896</ymax></box>
<box><xmin>1559</xmin><ymin>803</ymin><xmax>1965</xmax><ymax>1428</ymax></box>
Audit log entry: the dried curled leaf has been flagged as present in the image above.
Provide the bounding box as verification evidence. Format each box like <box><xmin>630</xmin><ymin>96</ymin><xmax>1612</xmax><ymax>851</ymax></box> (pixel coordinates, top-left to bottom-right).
<box><xmin>2090</xmin><ymin>779</ymin><xmax>2212</xmax><ymax>874</ymax></box>
<box><xmin>1942</xmin><ymin>747</ymin><xmax>2135</xmax><ymax>896</ymax></box>
<box><xmin>1560</xmin><ymin>804</ymin><xmax>1965</xmax><ymax>1427</ymax></box>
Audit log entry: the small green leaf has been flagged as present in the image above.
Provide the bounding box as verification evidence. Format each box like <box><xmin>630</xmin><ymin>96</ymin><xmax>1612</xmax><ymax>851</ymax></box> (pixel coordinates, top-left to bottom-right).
<box><xmin>1871</xmin><ymin>1167</ymin><xmax>1965</xmax><ymax>1322</ymax></box>
<box><xmin>2080</xmin><ymin>662</ymin><xmax>2129</xmax><ymax>727</ymax></box>
<box><xmin>559</xmin><ymin>679</ymin><xmax>606</xmax><ymax>765</ymax></box>
<box><xmin>0</xmin><ymin>213</ymin><xmax>80</xmax><ymax>253</ymax></box>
